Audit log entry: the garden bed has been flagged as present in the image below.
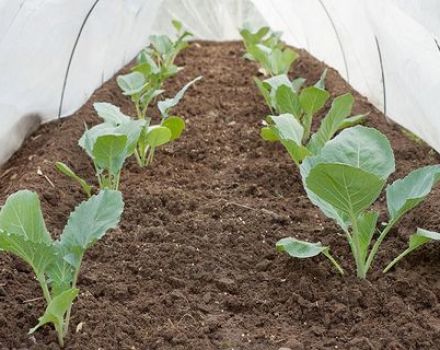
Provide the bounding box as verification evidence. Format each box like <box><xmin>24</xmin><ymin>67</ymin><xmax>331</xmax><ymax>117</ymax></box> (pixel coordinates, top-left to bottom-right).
<box><xmin>1</xmin><ymin>41</ymin><xmax>440</xmax><ymax>350</ymax></box>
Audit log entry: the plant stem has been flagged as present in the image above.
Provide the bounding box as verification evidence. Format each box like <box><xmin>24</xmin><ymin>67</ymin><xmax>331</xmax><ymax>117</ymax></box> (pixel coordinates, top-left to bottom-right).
<box><xmin>323</xmin><ymin>250</ymin><xmax>344</xmax><ymax>275</ymax></box>
<box><xmin>63</xmin><ymin>262</ymin><xmax>81</xmax><ymax>338</ymax></box>
<box><xmin>349</xmin><ymin>213</ymin><xmax>366</xmax><ymax>279</ymax></box>
<box><xmin>383</xmin><ymin>247</ymin><xmax>411</xmax><ymax>273</ymax></box>
<box><xmin>36</xmin><ymin>274</ymin><xmax>52</xmax><ymax>304</ymax></box>
<box><xmin>365</xmin><ymin>218</ymin><xmax>398</xmax><ymax>273</ymax></box>
<box><xmin>56</xmin><ymin>325</ymin><xmax>65</xmax><ymax>348</ymax></box>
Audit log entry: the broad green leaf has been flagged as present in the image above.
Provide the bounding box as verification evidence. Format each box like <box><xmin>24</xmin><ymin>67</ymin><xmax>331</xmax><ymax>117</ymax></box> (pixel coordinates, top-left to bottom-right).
<box><xmin>386</xmin><ymin>165</ymin><xmax>440</xmax><ymax>220</ymax></box>
<box><xmin>117</xmin><ymin>72</ymin><xmax>146</xmax><ymax>96</ymax></box>
<box><xmin>0</xmin><ymin>190</ymin><xmax>51</xmax><ymax>244</ymax></box>
<box><xmin>92</xmin><ymin>134</ymin><xmax>128</xmax><ymax>176</ymax></box>
<box><xmin>114</xmin><ymin>120</ymin><xmax>145</xmax><ymax>156</ymax></box>
<box><xmin>59</xmin><ymin>190</ymin><xmax>123</xmax><ymax>269</ymax></box>
<box><xmin>307</xmin><ymin>93</ymin><xmax>354</xmax><ymax>153</ymax></box>
<box><xmin>144</xmin><ymin>126</ymin><xmax>172</xmax><ymax>148</ymax></box>
<box><xmin>272</xmin><ymin>47</ymin><xmax>298</xmax><ymax>75</ymax></box>
<box><xmin>140</xmin><ymin>88</ymin><xmax>164</xmax><ymax>109</ymax></box>
<box><xmin>357</xmin><ymin>211</ymin><xmax>379</xmax><ymax>262</ymax></box>
<box><xmin>299</xmin><ymin>86</ymin><xmax>329</xmax><ymax>116</ymax></box>
<box><xmin>29</xmin><ymin>288</ymin><xmax>79</xmax><ymax>335</ymax></box>
<box><xmin>260</xmin><ymin>127</ymin><xmax>279</xmax><ymax>141</ymax></box>
<box><xmin>93</xmin><ymin>102</ymin><xmax>130</xmax><ymax>125</ymax></box>
<box><xmin>309</xmin><ymin>126</ymin><xmax>395</xmax><ymax>180</ymax></box>
<box><xmin>263</xmin><ymin>74</ymin><xmax>292</xmax><ymax>91</ymax></box>
<box><xmin>276</xmin><ymin>237</ymin><xmax>327</xmax><ymax>258</ymax></box>
<box><xmin>306</xmin><ymin>163</ymin><xmax>385</xmax><ymax>217</ymax></box>
<box><xmin>162</xmin><ymin>116</ymin><xmax>185</xmax><ymax>141</ymax></box>
<box><xmin>275</xmin><ymin>85</ymin><xmax>301</xmax><ymax>118</ymax></box>
<box><xmin>0</xmin><ymin>230</ymin><xmax>57</xmax><ymax>278</ymax></box>
<box><xmin>55</xmin><ymin>162</ymin><xmax>92</xmax><ymax>197</ymax></box>
<box><xmin>158</xmin><ymin>76</ymin><xmax>202</xmax><ymax>118</ymax></box>
<box><xmin>150</xmin><ymin>34</ymin><xmax>173</xmax><ymax>56</ymax></box>
<box><xmin>266</xmin><ymin>114</ymin><xmax>303</xmax><ymax>145</ymax></box>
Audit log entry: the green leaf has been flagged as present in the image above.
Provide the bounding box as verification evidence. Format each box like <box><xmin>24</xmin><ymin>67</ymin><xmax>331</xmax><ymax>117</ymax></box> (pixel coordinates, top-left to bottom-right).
<box><xmin>275</xmin><ymin>85</ymin><xmax>301</xmax><ymax>118</ymax></box>
<box><xmin>308</xmin><ymin>126</ymin><xmax>395</xmax><ymax>180</ymax></box>
<box><xmin>314</xmin><ymin>68</ymin><xmax>328</xmax><ymax>90</ymax></box>
<box><xmin>162</xmin><ymin>116</ymin><xmax>185</xmax><ymax>141</ymax></box>
<box><xmin>117</xmin><ymin>72</ymin><xmax>146</xmax><ymax>96</ymax></box>
<box><xmin>266</xmin><ymin>114</ymin><xmax>310</xmax><ymax>164</ymax></box>
<box><xmin>306</xmin><ymin>163</ymin><xmax>385</xmax><ymax>217</ymax></box>
<box><xmin>0</xmin><ymin>190</ymin><xmax>51</xmax><ymax>244</ymax></box>
<box><xmin>357</xmin><ymin>211</ymin><xmax>379</xmax><ymax>262</ymax></box>
<box><xmin>291</xmin><ymin>77</ymin><xmax>306</xmax><ymax>93</ymax></box>
<box><xmin>408</xmin><ymin>228</ymin><xmax>440</xmax><ymax>250</ymax></box>
<box><xmin>29</xmin><ymin>288</ymin><xmax>79</xmax><ymax>335</ymax></box>
<box><xmin>276</xmin><ymin>237</ymin><xmax>327</xmax><ymax>258</ymax></box>
<box><xmin>260</xmin><ymin>127</ymin><xmax>279</xmax><ymax>141</ymax></box>
<box><xmin>59</xmin><ymin>190</ymin><xmax>123</xmax><ymax>270</ymax></box>
<box><xmin>46</xmin><ymin>253</ymin><xmax>74</xmax><ymax>297</ymax></box>
<box><xmin>307</xmin><ymin>93</ymin><xmax>354</xmax><ymax>153</ymax></box>
<box><xmin>144</xmin><ymin>126</ymin><xmax>172</xmax><ymax>148</ymax></box>
<box><xmin>266</xmin><ymin>114</ymin><xmax>303</xmax><ymax>145</ymax></box>
<box><xmin>92</xmin><ymin>134</ymin><xmax>128</xmax><ymax>176</ymax></box>
<box><xmin>172</xmin><ymin>19</ymin><xmax>183</xmax><ymax>32</ymax></box>
<box><xmin>55</xmin><ymin>162</ymin><xmax>92</xmax><ymax>197</ymax></box>
<box><xmin>150</xmin><ymin>34</ymin><xmax>173</xmax><ymax>56</ymax></box>
<box><xmin>299</xmin><ymin>86</ymin><xmax>329</xmax><ymax>116</ymax></box>
<box><xmin>386</xmin><ymin>165</ymin><xmax>440</xmax><ymax>220</ymax></box>
<box><xmin>93</xmin><ymin>102</ymin><xmax>130</xmax><ymax>125</ymax></box>
<box><xmin>272</xmin><ymin>47</ymin><xmax>298</xmax><ymax>75</ymax></box>
<box><xmin>337</xmin><ymin>114</ymin><xmax>367</xmax><ymax>130</ymax></box>
<box><xmin>0</xmin><ymin>230</ymin><xmax>57</xmax><ymax>278</ymax></box>
<box><xmin>384</xmin><ymin>228</ymin><xmax>440</xmax><ymax>273</ymax></box>
<box><xmin>158</xmin><ymin>76</ymin><xmax>202</xmax><ymax>118</ymax></box>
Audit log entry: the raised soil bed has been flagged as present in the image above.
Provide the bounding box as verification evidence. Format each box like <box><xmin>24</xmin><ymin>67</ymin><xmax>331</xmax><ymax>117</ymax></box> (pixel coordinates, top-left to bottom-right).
<box><xmin>0</xmin><ymin>41</ymin><xmax>440</xmax><ymax>350</ymax></box>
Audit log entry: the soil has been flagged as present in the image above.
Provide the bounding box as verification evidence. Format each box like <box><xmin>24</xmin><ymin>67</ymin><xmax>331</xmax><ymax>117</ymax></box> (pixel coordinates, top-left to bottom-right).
<box><xmin>1</xmin><ymin>41</ymin><xmax>440</xmax><ymax>350</ymax></box>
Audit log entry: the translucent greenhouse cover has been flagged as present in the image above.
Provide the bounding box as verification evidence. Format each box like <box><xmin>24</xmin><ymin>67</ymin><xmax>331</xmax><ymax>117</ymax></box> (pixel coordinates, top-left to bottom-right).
<box><xmin>1</xmin><ymin>0</ymin><xmax>439</xmax><ymax>165</ymax></box>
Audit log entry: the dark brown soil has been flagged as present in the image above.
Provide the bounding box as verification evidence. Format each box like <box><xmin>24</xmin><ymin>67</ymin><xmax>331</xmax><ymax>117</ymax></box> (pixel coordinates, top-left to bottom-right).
<box><xmin>1</xmin><ymin>41</ymin><xmax>440</xmax><ymax>350</ymax></box>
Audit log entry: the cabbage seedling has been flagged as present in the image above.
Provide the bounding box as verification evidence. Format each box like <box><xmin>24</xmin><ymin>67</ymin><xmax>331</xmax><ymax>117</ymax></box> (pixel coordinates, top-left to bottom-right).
<box><xmin>278</xmin><ymin>126</ymin><xmax>440</xmax><ymax>278</ymax></box>
<box><xmin>260</xmin><ymin>78</ymin><xmax>365</xmax><ymax>166</ymax></box>
<box><xmin>117</xmin><ymin>76</ymin><xmax>201</xmax><ymax>167</ymax></box>
<box><xmin>0</xmin><ymin>189</ymin><xmax>123</xmax><ymax>346</ymax></box>
<box><xmin>246</xmin><ymin>43</ymin><xmax>298</xmax><ymax>76</ymax></box>
<box><xmin>57</xmin><ymin>105</ymin><xmax>145</xmax><ymax>192</ymax></box>
<box><xmin>239</xmin><ymin>25</ymin><xmax>282</xmax><ymax>61</ymax></box>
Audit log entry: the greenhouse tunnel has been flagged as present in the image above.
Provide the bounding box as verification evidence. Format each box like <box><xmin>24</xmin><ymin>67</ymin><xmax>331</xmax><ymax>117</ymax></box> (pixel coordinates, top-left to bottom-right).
<box><xmin>1</xmin><ymin>0</ymin><xmax>440</xmax><ymax>349</ymax></box>
<box><xmin>1</xmin><ymin>0</ymin><xmax>440</xmax><ymax>164</ymax></box>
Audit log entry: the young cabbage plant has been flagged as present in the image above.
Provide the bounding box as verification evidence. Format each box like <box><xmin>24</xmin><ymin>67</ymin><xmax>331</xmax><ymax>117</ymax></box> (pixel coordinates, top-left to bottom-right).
<box><xmin>260</xmin><ymin>80</ymin><xmax>365</xmax><ymax>166</ymax></box>
<box><xmin>246</xmin><ymin>43</ymin><xmax>298</xmax><ymax>76</ymax></box>
<box><xmin>57</xmin><ymin>106</ymin><xmax>145</xmax><ymax>192</ymax></box>
<box><xmin>239</xmin><ymin>25</ymin><xmax>282</xmax><ymax>61</ymax></box>
<box><xmin>120</xmin><ymin>20</ymin><xmax>193</xmax><ymax>117</ymax></box>
<box><xmin>0</xmin><ymin>189</ymin><xmax>123</xmax><ymax>346</ymax></box>
<box><xmin>276</xmin><ymin>126</ymin><xmax>440</xmax><ymax>279</ymax></box>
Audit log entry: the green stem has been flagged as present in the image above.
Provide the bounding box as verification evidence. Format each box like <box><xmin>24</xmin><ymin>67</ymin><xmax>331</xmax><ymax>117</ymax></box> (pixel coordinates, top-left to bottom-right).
<box><xmin>135</xmin><ymin>100</ymin><xmax>143</xmax><ymax>120</ymax></box>
<box><xmin>383</xmin><ymin>247</ymin><xmax>412</xmax><ymax>273</ymax></box>
<box><xmin>365</xmin><ymin>218</ymin><xmax>398</xmax><ymax>273</ymax></box>
<box><xmin>134</xmin><ymin>148</ymin><xmax>143</xmax><ymax>167</ymax></box>
<box><xmin>63</xmin><ymin>262</ymin><xmax>81</xmax><ymax>338</ymax></box>
<box><xmin>349</xmin><ymin>213</ymin><xmax>366</xmax><ymax>279</ymax></box>
<box><xmin>323</xmin><ymin>250</ymin><xmax>344</xmax><ymax>275</ymax></box>
<box><xmin>36</xmin><ymin>274</ymin><xmax>52</xmax><ymax>304</ymax></box>
<box><xmin>56</xmin><ymin>325</ymin><xmax>65</xmax><ymax>348</ymax></box>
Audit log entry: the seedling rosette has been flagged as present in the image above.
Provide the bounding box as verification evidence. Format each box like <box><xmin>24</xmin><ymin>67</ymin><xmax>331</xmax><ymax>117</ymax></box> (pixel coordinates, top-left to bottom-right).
<box><xmin>0</xmin><ymin>189</ymin><xmax>124</xmax><ymax>346</ymax></box>
<box><xmin>276</xmin><ymin>126</ymin><xmax>440</xmax><ymax>279</ymax></box>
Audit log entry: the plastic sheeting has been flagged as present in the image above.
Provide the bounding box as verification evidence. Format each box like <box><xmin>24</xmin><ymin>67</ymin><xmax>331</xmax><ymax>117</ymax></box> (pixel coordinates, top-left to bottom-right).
<box><xmin>0</xmin><ymin>0</ymin><xmax>439</xmax><ymax>165</ymax></box>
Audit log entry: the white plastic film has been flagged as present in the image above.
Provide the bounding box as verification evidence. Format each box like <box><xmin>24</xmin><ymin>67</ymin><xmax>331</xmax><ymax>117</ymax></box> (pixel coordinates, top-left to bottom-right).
<box><xmin>0</xmin><ymin>0</ymin><xmax>439</xmax><ymax>165</ymax></box>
